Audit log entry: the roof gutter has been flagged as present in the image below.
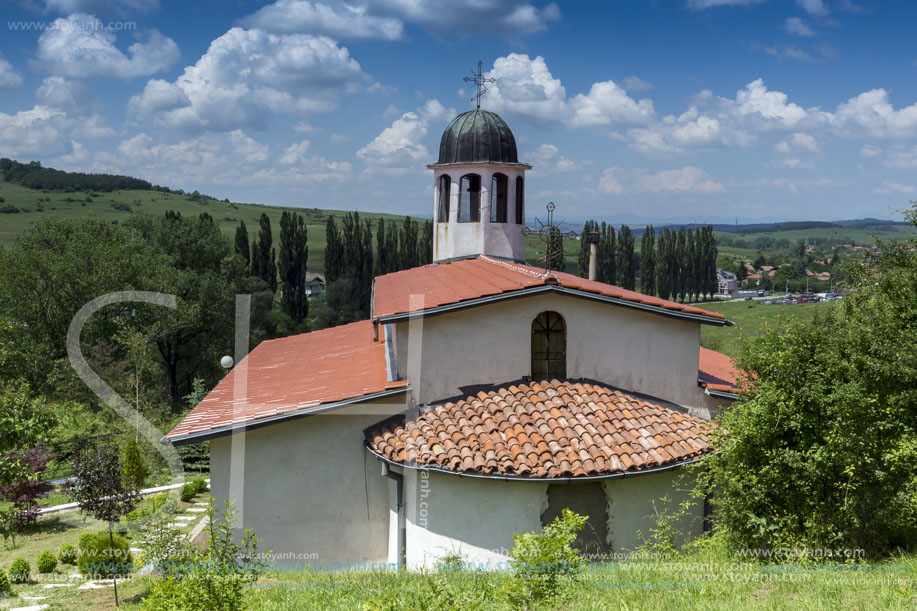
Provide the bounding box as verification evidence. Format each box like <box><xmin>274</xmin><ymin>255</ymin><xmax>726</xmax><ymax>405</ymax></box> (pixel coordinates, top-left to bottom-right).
<box><xmin>162</xmin><ymin>385</ymin><xmax>411</xmax><ymax>447</ymax></box>
<box><xmin>374</xmin><ymin>285</ymin><xmax>729</xmax><ymax>327</ymax></box>
<box><xmin>703</xmin><ymin>386</ymin><xmax>739</xmax><ymax>400</ymax></box>
<box><xmin>364</xmin><ymin>443</ymin><xmax>710</xmax><ymax>484</ymax></box>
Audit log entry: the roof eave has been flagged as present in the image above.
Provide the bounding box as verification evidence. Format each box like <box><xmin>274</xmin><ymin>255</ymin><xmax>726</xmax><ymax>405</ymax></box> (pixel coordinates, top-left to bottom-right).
<box><xmin>425</xmin><ymin>162</ymin><xmax>532</xmax><ymax>170</ymax></box>
<box><xmin>162</xmin><ymin>385</ymin><xmax>411</xmax><ymax>447</ymax></box>
<box><xmin>374</xmin><ymin>285</ymin><xmax>729</xmax><ymax>327</ymax></box>
<box><xmin>364</xmin><ymin>442</ymin><xmax>711</xmax><ymax>483</ymax></box>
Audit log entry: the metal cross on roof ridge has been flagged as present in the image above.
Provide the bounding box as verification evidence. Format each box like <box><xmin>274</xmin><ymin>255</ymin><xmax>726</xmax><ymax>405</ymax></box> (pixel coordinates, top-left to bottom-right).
<box><xmin>464</xmin><ymin>60</ymin><xmax>495</xmax><ymax>109</ymax></box>
<box><xmin>522</xmin><ymin>202</ymin><xmax>578</xmax><ymax>270</ymax></box>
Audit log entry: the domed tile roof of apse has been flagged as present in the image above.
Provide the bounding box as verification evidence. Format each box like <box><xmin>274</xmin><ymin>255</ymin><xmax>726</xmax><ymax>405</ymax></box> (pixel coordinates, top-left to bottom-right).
<box><xmin>436</xmin><ymin>109</ymin><xmax>520</xmax><ymax>165</ymax></box>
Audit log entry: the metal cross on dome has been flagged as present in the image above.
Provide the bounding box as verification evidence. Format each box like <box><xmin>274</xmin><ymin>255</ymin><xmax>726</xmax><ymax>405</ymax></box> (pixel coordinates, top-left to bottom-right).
<box><xmin>464</xmin><ymin>60</ymin><xmax>495</xmax><ymax>109</ymax></box>
<box><xmin>522</xmin><ymin>202</ymin><xmax>578</xmax><ymax>269</ymax></box>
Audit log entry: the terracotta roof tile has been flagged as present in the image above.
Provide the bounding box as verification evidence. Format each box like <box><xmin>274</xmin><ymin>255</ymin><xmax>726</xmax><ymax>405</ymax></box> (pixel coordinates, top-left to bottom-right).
<box><xmin>372</xmin><ymin>255</ymin><xmax>725</xmax><ymax>323</ymax></box>
<box><xmin>165</xmin><ymin>320</ymin><xmax>407</xmax><ymax>441</ymax></box>
<box><xmin>367</xmin><ymin>380</ymin><xmax>713</xmax><ymax>479</ymax></box>
<box><xmin>698</xmin><ymin>346</ymin><xmax>741</xmax><ymax>395</ymax></box>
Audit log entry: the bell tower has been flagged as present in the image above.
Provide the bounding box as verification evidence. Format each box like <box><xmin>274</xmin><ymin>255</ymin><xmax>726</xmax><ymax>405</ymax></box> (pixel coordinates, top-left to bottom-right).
<box><xmin>427</xmin><ymin>62</ymin><xmax>531</xmax><ymax>263</ymax></box>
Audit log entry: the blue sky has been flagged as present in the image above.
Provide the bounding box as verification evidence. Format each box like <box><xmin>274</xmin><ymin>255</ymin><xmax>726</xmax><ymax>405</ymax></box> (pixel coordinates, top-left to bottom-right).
<box><xmin>1</xmin><ymin>0</ymin><xmax>916</xmax><ymax>222</ymax></box>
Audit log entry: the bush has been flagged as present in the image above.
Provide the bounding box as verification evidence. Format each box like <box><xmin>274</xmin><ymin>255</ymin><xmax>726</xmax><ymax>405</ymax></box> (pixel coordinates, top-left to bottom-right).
<box><xmin>8</xmin><ymin>557</ymin><xmax>29</xmax><ymax>583</ymax></box>
<box><xmin>192</xmin><ymin>477</ymin><xmax>208</xmax><ymax>494</ymax></box>
<box><xmin>506</xmin><ymin>508</ymin><xmax>586</xmax><ymax>605</ymax></box>
<box><xmin>180</xmin><ymin>483</ymin><xmax>197</xmax><ymax>503</ymax></box>
<box><xmin>37</xmin><ymin>550</ymin><xmax>57</xmax><ymax>573</ymax></box>
<box><xmin>58</xmin><ymin>544</ymin><xmax>77</xmax><ymax>565</ymax></box>
<box><xmin>77</xmin><ymin>531</ymin><xmax>133</xmax><ymax>578</ymax></box>
<box><xmin>0</xmin><ymin>569</ymin><xmax>10</xmax><ymax>594</ymax></box>
<box><xmin>122</xmin><ymin>438</ymin><xmax>149</xmax><ymax>489</ymax></box>
<box><xmin>142</xmin><ymin>499</ymin><xmax>266</xmax><ymax>611</ymax></box>
<box><xmin>0</xmin><ymin>205</ymin><xmax>20</xmax><ymax>214</ymax></box>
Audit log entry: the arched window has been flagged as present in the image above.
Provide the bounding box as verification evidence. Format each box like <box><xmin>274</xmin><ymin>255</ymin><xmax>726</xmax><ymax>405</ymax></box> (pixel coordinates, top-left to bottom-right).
<box><xmin>531</xmin><ymin>311</ymin><xmax>566</xmax><ymax>380</ymax></box>
<box><xmin>515</xmin><ymin>176</ymin><xmax>524</xmax><ymax>224</ymax></box>
<box><xmin>459</xmin><ymin>174</ymin><xmax>481</xmax><ymax>222</ymax></box>
<box><xmin>437</xmin><ymin>175</ymin><xmax>451</xmax><ymax>223</ymax></box>
<box><xmin>491</xmin><ymin>173</ymin><xmax>508</xmax><ymax>223</ymax></box>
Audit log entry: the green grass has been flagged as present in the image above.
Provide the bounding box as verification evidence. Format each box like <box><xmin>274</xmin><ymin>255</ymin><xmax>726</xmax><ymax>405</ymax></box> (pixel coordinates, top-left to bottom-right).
<box><xmin>700</xmin><ymin>299</ymin><xmax>838</xmax><ymax>358</ymax></box>
<box><xmin>0</xmin><ymin>179</ymin><xmax>417</xmax><ymax>273</ymax></box>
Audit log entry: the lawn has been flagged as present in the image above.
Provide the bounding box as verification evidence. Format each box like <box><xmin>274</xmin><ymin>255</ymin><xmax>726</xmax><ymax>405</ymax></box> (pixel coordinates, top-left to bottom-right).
<box><xmin>0</xmin><ymin>487</ymin><xmax>211</xmax><ymax>610</ymax></box>
<box><xmin>699</xmin><ymin>299</ymin><xmax>838</xmax><ymax>359</ymax></box>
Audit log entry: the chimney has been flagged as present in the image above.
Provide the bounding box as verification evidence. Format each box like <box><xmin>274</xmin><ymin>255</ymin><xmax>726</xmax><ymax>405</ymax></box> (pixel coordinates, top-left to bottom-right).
<box><xmin>587</xmin><ymin>230</ymin><xmax>599</xmax><ymax>281</ymax></box>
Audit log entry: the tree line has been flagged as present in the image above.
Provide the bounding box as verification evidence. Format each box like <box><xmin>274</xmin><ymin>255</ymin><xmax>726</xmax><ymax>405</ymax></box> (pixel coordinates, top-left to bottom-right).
<box><xmin>0</xmin><ymin>158</ymin><xmax>171</xmax><ymax>193</ymax></box>
<box><xmin>575</xmin><ymin>222</ymin><xmax>718</xmax><ymax>301</ymax></box>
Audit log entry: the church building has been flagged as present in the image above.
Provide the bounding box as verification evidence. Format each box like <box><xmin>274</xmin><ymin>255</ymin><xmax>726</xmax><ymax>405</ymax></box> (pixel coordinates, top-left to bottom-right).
<box><xmin>164</xmin><ymin>103</ymin><xmax>739</xmax><ymax>569</ymax></box>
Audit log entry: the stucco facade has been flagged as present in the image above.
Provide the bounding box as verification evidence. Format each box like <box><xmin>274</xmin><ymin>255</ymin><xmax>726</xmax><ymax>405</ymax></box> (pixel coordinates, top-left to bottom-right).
<box><xmin>393</xmin><ymin>292</ymin><xmax>704</xmax><ymax>409</ymax></box>
<box><xmin>386</xmin><ymin>467</ymin><xmax>703</xmax><ymax>570</ymax></box>
<box><xmin>209</xmin><ymin>400</ymin><xmax>407</xmax><ymax>565</ymax></box>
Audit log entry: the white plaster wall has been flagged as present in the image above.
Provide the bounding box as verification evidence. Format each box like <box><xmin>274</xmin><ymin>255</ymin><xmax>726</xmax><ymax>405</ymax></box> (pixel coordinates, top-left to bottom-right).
<box><xmin>397</xmin><ymin>468</ymin><xmax>704</xmax><ymax>569</ymax></box>
<box><xmin>208</xmin><ymin>399</ymin><xmax>407</xmax><ymax>566</ymax></box>
<box><xmin>604</xmin><ymin>469</ymin><xmax>704</xmax><ymax>553</ymax></box>
<box><xmin>433</xmin><ymin>164</ymin><xmax>526</xmax><ymax>263</ymax></box>
<box><xmin>402</xmin><ymin>471</ymin><xmax>547</xmax><ymax>570</ymax></box>
<box><xmin>394</xmin><ymin>293</ymin><xmax>701</xmax><ymax>409</ymax></box>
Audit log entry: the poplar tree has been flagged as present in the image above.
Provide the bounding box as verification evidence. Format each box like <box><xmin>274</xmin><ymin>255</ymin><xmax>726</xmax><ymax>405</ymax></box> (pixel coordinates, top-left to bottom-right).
<box><xmin>545</xmin><ymin>226</ymin><xmax>565</xmax><ymax>271</ymax></box>
<box><xmin>279</xmin><ymin>211</ymin><xmax>308</xmax><ymax>324</ymax></box>
<box><xmin>617</xmin><ymin>225</ymin><xmax>636</xmax><ymax>290</ymax></box>
<box><xmin>418</xmin><ymin>221</ymin><xmax>433</xmax><ymax>266</ymax></box>
<box><xmin>375</xmin><ymin>219</ymin><xmax>389</xmax><ymax>276</ymax></box>
<box><xmin>640</xmin><ymin>225</ymin><xmax>656</xmax><ymax>295</ymax></box>
<box><xmin>324</xmin><ymin>216</ymin><xmax>342</xmax><ymax>283</ymax></box>
<box><xmin>398</xmin><ymin>216</ymin><xmax>419</xmax><ymax>271</ymax></box>
<box><xmin>234</xmin><ymin>220</ymin><xmax>249</xmax><ymax>266</ymax></box>
<box><xmin>598</xmin><ymin>222</ymin><xmax>616</xmax><ymax>285</ymax></box>
<box><xmin>675</xmin><ymin>228</ymin><xmax>687</xmax><ymax>302</ymax></box>
<box><xmin>252</xmin><ymin>213</ymin><xmax>276</xmax><ymax>292</ymax></box>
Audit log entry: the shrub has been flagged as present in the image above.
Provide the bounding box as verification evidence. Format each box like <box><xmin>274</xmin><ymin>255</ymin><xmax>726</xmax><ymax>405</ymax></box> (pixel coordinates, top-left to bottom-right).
<box><xmin>122</xmin><ymin>439</ymin><xmax>149</xmax><ymax>489</ymax></box>
<box><xmin>37</xmin><ymin>550</ymin><xmax>57</xmax><ymax>573</ymax></box>
<box><xmin>180</xmin><ymin>483</ymin><xmax>197</xmax><ymax>503</ymax></box>
<box><xmin>506</xmin><ymin>508</ymin><xmax>586</xmax><ymax>606</ymax></box>
<box><xmin>142</xmin><ymin>498</ymin><xmax>266</xmax><ymax>611</ymax></box>
<box><xmin>0</xmin><ymin>205</ymin><xmax>20</xmax><ymax>213</ymax></box>
<box><xmin>0</xmin><ymin>569</ymin><xmax>10</xmax><ymax>594</ymax></box>
<box><xmin>77</xmin><ymin>532</ymin><xmax>133</xmax><ymax>578</ymax></box>
<box><xmin>192</xmin><ymin>477</ymin><xmax>208</xmax><ymax>495</ymax></box>
<box><xmin>8</xmin><ymin>557</ymin><xmax>29</xmax><ymax>583</ymax></box>
<box><xmin>58</xmin><ymin>544</ymin><xmax>77</xmax><ymax>565</ymax></box>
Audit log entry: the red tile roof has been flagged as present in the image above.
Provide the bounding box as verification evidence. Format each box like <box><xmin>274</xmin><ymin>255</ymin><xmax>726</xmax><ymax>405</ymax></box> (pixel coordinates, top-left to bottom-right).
<box><xmin>372</xmin><ymin>255</ymin><xmax>725</xmax><ymax>324</ymax></box>
<box><xmin>367</xmin><ymin>379</ymin><xmax>713</xmax><ymax>479</ymax></box>
<box><xmin>164</xmin><ymin>320</ymin><xmax>407</xmax><ymax>443</ymax></box>
<box><xmin>698</xmin><ymin>347</ymin><xmax>740</xmax><ymax>395</ymax></box>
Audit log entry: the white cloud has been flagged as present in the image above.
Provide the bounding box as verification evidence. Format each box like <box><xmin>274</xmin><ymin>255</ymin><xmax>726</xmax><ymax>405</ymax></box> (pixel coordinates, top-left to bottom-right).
<box><xmin>329</xmin><ymin>132</ymin><xmax>350</xmax><ymax>143</ymax></box>
<box><xmin>774</xmin><ymin>158</ymin><xmax>815</xmax><ymax>169</ymax></box>
<box><xmin>598</xmin><ymin>167</ymin><xmax>624</xmax><ymax>195</ymax></box>
<box><xmin>598</xmin><ymin>166</ymin><xmax>724</xmax><ymax>195</ymax></box>
<box><xmin>686</xmin><ymin>0</ymin><xmax>765</xmax><ymax>8</ymax></box>
<box><xmin>36</xmin><ymin>14</ymin><xmax>179</xmax><ymax>79</ymax></box>
<box><xmin>239</xmin><ymin>0</ymin><xmax>404</xmax><ymax>40</ymax></box>
<box><xmin>829</xmin><ymin>88</ymin><xmax>917</xmax><ymax>139</ymax></box>
<box><xmin>239</xmin><ymin>0</ymin><xmax>560</xmax><ymax>39</ymax></box>
<box><xmin>43</xmin><ymin>0</ymin><xmax>160</xmax><ymax>15</ymax></box>
<box><xmin>742</xmin><ymin>176</ymin><xmax>842</xmax><ymax>194</ymax></box>
<box><xmin>881</xmin><ymin>147</ymin><xmax>917</xmax><ymax>168</ymax></box>
<box><xmin>796</xmin><ymin>0</ymin><xmax>828</xmax><ymax>16</ymax></box>
<box><xmin>36</xmin><ymin>76</ymin><xmax>88</xmax><ymax>109</ymax></box>
<box><xmin>620</xmin><ymin>76</ymin><xmax>652</xmax><ymax>92</ymax></box>
<box><xmin>0</xmin><ymin>106</ymin><xmax>74</xmax><ymax>157</ymax></box>
<box><xmin>128</xmin><ymin>28</ymin><xmax>368</xmax><ymax>130</ymax></box>
<box><xmin>0</xmin><ymin>58</ymin><xmax>23</xmax><ymax>90</ymax></box>
<box><xmin>774</xmin><ymin>132</ymin><xmax>819</xmax><ymax>153</ymax></box>
<box><xmin>784</xmin><ymin>16</ymin><xmax>815</xmax><ymax>36</ymax></box>
<box><xmin>860</xmin><ymin>144</ymin><xmax>881</xmax><ymax>158</ymax></box>
<box><xmin>111</xmin><ymin>129</ymin><xmax>351</xmax><ymax>188</ymax></box>
<box><xmin>484</xmin><ymin>54</ymin><xmax>653</xmax><ymax>128</ymax></box>
<box><xmin>764</xmin><ymin>44</ymin><xmax>815</xmax><ymax>62</ymax></box>
<box><xmin>873</xmin><ymin>180</ymin><xmax>916</xmax><ymax>195</ymax></box>
<box><xmin>357</xmin><ymin>99</ymin><xmax>452</xmax><ymax>173</ymax></box>
<box><xmin>568</xmin><ymin>80</ymin><xmax>655</xmax><ymax>127</ymax></box>
<box><xmin>527</xmin><ymin>143</ymin><xmax>578</xmax><ymax>173</ymax></box>
<box><xmin>294</xmin><ymin>121</ymin><xmax>319</xmax><ymax>133</ymax></box>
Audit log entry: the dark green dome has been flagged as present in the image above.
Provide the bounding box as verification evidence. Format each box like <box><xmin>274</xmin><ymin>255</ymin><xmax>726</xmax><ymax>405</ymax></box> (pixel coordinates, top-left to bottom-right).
<box><xmin>436</xmin><ymin>109</ymin><xmax>519</xmax><ymax>165</ymax></box>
